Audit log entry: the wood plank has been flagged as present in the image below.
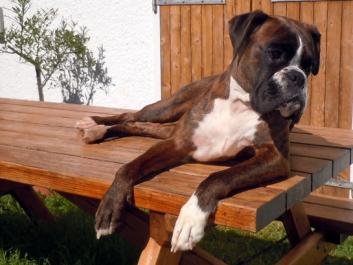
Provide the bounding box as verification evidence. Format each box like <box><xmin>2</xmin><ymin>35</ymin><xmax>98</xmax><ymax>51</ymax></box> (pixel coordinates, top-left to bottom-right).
<box><xmin>224</xmin><ymin>0</ymin><xmax>235</xmax><ymax>69</ymax></box>
<box><xmin>138</xmin><ymin>237</ymin><xmax>181</xmax><ymax>265</ymax></box>
<box><xmin>325</xmin><ymin>1</ymin><xmax>342</xmax><ymax>128</ymax></box>
<box><xmin>137</xmin><ymin>212</ymin><xmax>181</xmax><ymax>265</ymax></box>
<box><xmin>191</xmin><ymin>5</ymin><xmax>202</xmax><ymax>82</ymax></box>
<box><xmin>290</xmin><ymin>155</ymin><xmax>332</xmax><ymax>190</ymax></box>
<box><xmin>304</xmin><ymin>194</ymin><xmax>353</xmax><ymax>211</ymax></box>
<box><xmin>212</xmin><ymin>5</ymin><xmax>224</xmax><ymax>75</ymax></box>
<box><xmin>311</xmin><ymin>2</ymin><xmax>327</xmax><ymax>127</ymax></box>
<box><xmin>236</xmin><ymin>0</ymin><xmax>251</xmax><ymax>16</ymax></box>
<box><xmin>160</xmin><ymin>6</ymin><xmax>172</xmax><ymax>99</ymax></box>
<box><xmin>279</xmin><ymin>203</ymin><xmax>311</xmax><ymax>246</ymax></box>
<box><xmin>276</xmin><ymin>232</ymin><xmax>335</xmax><ymax>265</ymax></box>
<box><xmin>0</xmin><ymin>142</ymin><xmax>286</xmax><ymax>232</ymax></box>
<box><xmin>267</xmin><ymin>175</ymin><xmax>311</xmax><ymax>210</ymax></box>
<box><xmin>252</xmin><ymin>0</ymin><xmax>262</xmax><ymax>11</ymax></box>
<box><xmin>290</xmin><ymin>132</ymin><xmax>353</xmax><ymax>162</ymax></box>
<box><xmin>0</xmin><ymin>125</ymin><xmax>335</xmax><ymax>191</ymax></box>
<box><xmin>273</xmin><ymin>2</ymin><xmax>286</xmax><ymax>17</ymax></box>
<box><xmin>0</xmin><ymin>103</ymin><xmax>117</xmax><ymax>119</ymax></box>
<box><xmin>313</xmin><ymin>185</ymin><xmax>351</xmax><ymax>199</ymax></box>
<box><xmin>0</xmin><ymin>130</ymin><xmax>146</xmax><ymax>165</ymax></box>
<box><xmin>201</xmin><ymin>5</ymin><xmax>213</xmax><ymax>77</ymax></box>
<box><xmin>0</xmin><ymin>97</ymin><xmax>128</xmax><ymax>115</ymax></box>
<box><xmin>0</xmin><ymin>117</ymin><xmax>339</xmax><ymax>190</ymax></box>
<box><xmin>339</xmin><ymin>1</ymin><xmax>353</xmax><ymax>129</ymax></box>
<box><xmin>290</xmin><ymin>143</ymin><xmax>350</xmax><ymax>176</ymax></box>
<box><xmin>189</xmin><ymin>247</ymin><xmax>227</xmax><ymax>265</ymax></box>
<box><xmin>170</xmin><ymin>6</ymin><xmax>181</xmax><ymax>95</ymax></box>
<box><xmin>299</xmin><ymin>2</ymin><xmax>314</xmax><ymax>126</ymax></box>
<box><xmin>0</xmin><ymin>119</ymin><xmax>76</xmax><ymax>140</ymax></box>
<box><xmin>294</xmin><ymin>125</ymin><xmax>353</xmax><ymax>139</ymax></box>
<box><xmin>304</xmin><ymin>202</ymin><xmax>353</xmax><ymax>237</ymax></box>
<box><xmin>180</xmin><ymin>6</ymin><xmax>192</xmax><ymax>88</ymax></box>
<box><xmin>286</xmin><ymin>2</ymin><xmax>300</xmax><ymax>20</ymax></box>
<box><xmin>0</xmin><ymin>180</ymin><xmax>54</xmax><ymax>222</ymax></box>
<box><xmin>260</xmin><ymin>0</ymin><xmax>273</xmax><ymax>15</ymax></box>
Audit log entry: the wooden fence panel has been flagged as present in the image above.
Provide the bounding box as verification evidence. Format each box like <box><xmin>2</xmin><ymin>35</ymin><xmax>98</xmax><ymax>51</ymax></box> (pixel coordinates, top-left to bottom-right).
<box><xmin>160</xmin><ymin>0</ymin><xmax>353</xmax><ymax>131</ymax></box>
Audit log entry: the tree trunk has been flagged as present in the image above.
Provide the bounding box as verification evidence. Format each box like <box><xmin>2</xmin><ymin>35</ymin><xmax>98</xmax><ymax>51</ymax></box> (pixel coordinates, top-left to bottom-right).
<box><xmin>35</xmin><ymin>64</ymin><xmax>44</xmax><ymax>101</ymax></box>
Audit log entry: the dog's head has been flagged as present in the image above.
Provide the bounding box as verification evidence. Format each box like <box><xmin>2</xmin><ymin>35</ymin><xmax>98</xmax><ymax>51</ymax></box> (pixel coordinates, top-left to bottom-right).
<box><xmin>229</xmin><ymin>11</ymin><xmax>320</xmax><ymax>125</ymax></box>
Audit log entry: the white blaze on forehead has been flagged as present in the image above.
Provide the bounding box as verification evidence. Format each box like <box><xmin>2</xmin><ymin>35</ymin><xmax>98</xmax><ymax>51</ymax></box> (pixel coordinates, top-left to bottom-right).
<box><xmin>290</xmin><ymin>35</ymin><xmax>303</xmax><ymax>66</ymax></box>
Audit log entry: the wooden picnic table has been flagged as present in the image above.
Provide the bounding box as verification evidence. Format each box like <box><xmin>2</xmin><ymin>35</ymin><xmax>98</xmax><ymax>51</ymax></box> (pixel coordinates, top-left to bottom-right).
<box><xmin>0</xmin><ymin>97</ymin><xmax>353</xmax><ymax>265</ymax></box>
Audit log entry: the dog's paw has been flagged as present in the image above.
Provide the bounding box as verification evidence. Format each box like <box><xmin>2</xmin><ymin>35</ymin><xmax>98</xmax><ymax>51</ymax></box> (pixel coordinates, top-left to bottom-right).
<box><xmin>81</xmin><ymin>125</ymin><xmax>108</xmax><ymax>144</ymax></box>
<box><xmin>171</xmin><ymin>194</ymin><xmax>209</xmax><ymax>253</ymax></box>
<box><xmin>75</xmin><ymin>117</ymin><xmax>97</xmax><ymax>129</ymax></box>
<box><xmin>95</xmin><ymin>180</ymin><xmax>132</xmax><ymax>239</ymax></box>
<box><xmin>75</xmin><ymin>117</ymin><xmax>108</xmax><ymax>144</ymax></box>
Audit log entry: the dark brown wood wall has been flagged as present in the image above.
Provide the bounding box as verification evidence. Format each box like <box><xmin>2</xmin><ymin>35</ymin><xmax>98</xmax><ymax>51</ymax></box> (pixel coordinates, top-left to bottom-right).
<box><xmin>160</xmin><ymin>0</ymin><xmax>353</xmax><ymax>129</ymax></box>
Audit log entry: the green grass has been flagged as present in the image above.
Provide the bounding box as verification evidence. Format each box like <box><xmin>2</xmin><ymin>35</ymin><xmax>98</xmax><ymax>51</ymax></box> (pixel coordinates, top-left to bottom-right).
<box><xmin>0</xmin><ymin>193</ymin><xmax>353</xmax><ymax>265</ymax></box>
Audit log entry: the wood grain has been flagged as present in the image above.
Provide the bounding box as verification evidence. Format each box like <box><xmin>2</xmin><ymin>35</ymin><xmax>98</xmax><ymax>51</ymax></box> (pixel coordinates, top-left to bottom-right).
<box><xmin>191</xmin><ymin>5</ymin><xmax>202</xmax><ymax>82</ymax></box>
<box><xmin>0</xmin><ymin>98</ymin><xmax>351</xmax><ymax>232</ymax></box>
<box><xmin>180</xmin><ymin>6</ymin><xmax>192</xmax><ymax>88</ymax></box>
<box><xmin>212</xmin><ymin>5</ymin><xmax>224</xmax><ymax>75</ymax></box>
<box><xmin>160</xmin><ymin>6</ymin><xmax>172</xmax><ymax>99</ymax></box>
<box><xmin>201</xmin><ymin>5</ymin><xmax>213</xmax><ymax>77</ymax></box>
<box><xmin>170</xmin><ymin>6</ymin><xmax>182</xmax><ymax>96</ymax></box>
<box><xmin>324</xmin><ymin>1</ymin><xmax>342</xmax><ymax>128</ymax></box>
<box><xmin>273</xmin><ymin>2</ymin><xmax>287</xmax><ymax>17</ymax></box>
<box><xmin>339</xmin><ymin>0</ymin><xmax>353</xmax><ymax>129</ymax></box>
<box><xmin>224</xmin><ymin>0</ymin><xmax>235</xmax><ymax>68</ymax></box>
<box><xmin>299</xmin><ymin>2</ymin><xmax>314</xmax><ymax>125</ymax></box>
<box><xmin>159</xmin><ymin>1</ymin><xmax>353</xmax><ymax>132</ymax></box>
<box><xmin>310</xmin><ymin>2</ymin><xmax>327</xmax><ymax>127</ymax></box>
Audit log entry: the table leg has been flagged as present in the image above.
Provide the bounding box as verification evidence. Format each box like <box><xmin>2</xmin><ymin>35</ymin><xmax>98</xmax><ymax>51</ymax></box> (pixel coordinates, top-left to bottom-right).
<box><xmin>0</xmin><ymin>179</ymin><xmax>54</xmax><ymax>222</ymax></box>
<box><xmin>138</xmin><ymin>211</ymin><xmax>181</xmax><ymax>265</ymax></box>
<box><xmin>59</xmin><ymin>192</ymin><xmax>150</xmax><ymax>250</ymax></box>
<box><xmin>279</xmin><ymin>202</ymin><xmax>311</xmax><ymax>246</ymax></box>
<box><xmin>278</xmin><ymin>202</ymin><xmax>336</xmax><ymax>265</ymax></box>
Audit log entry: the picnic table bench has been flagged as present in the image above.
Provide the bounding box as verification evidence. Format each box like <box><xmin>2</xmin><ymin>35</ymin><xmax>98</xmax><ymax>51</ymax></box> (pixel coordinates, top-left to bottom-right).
<box><xmin>1</xmin><ymin>97</ymin><xmax>353</xmax><ymax>265</ymax></box>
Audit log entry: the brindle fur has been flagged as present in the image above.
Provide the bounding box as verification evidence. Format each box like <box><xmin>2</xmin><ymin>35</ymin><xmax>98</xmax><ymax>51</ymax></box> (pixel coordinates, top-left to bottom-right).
<box><xmin>76</xmin><ymin>11</ymin><xmax>320</xmax><ymax>240</ymax></box>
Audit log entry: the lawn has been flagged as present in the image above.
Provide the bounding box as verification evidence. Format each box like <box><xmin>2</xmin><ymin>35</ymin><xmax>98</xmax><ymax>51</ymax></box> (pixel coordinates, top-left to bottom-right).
<box><xmin>0</xmin><ymin>193</ymin><xmax>352</xmax><ymax>265</ymax></box>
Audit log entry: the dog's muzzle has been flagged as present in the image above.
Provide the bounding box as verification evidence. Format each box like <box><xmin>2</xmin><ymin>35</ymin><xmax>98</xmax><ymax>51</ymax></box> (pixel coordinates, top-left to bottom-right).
<box><xmin>272</xmin><ymin>66</ymin><xmax>307</xmax><ymax>117</ymax></box>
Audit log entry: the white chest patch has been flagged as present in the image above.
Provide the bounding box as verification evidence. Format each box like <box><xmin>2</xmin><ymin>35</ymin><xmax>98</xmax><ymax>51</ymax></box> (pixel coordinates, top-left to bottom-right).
<box><xmin>192</xmin><ymin>78</ymin><xmax>261</xmax><ymax>162</ymax></box>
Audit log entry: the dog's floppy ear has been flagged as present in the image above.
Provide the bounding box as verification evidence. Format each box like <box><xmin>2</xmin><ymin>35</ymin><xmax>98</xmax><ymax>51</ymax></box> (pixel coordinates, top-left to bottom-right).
<box><xmin>308</xmin><ymin>25</ymin><xmax>321</xmax><ymax>75</ymax></box>
<box><xmin>228</xmin><ymin>10</ymin><xmax>269</xmax><ymax>58</ymax></box>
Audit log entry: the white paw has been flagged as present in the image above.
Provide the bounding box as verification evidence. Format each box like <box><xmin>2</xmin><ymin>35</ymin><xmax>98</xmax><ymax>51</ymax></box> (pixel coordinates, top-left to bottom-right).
<box><xmin>171</xmin><ymin>194</ymin><xmax>210</xmax><ymax>253</ymax></box>
<box><xmin>96</xmin><ymin>228</ymin><xmax>112</xmax><ymax>240</ymax></box>
<box><xmin>75</xmin><ymin>117</ymin><xmax>97</xmax><ymax>129</ymax></box>
<box><xmin>81</xmin><ymin>124</ymin><xmax>108</xmax><ymax>143</ymax></box>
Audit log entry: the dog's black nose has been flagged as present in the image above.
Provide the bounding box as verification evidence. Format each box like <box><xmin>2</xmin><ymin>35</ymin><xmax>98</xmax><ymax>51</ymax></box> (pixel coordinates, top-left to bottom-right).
<box><xmin>286</xmin><ymin>70</ymin><xmax>305</xmax><ymax>88</ymax></box>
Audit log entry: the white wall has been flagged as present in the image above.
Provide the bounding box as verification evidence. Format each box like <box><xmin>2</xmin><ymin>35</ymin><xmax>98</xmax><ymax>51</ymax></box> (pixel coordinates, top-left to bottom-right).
<box><xmin>0</xmin><ymin>0</ymin><xmax>161</xmax><ymax>110</ymax></box>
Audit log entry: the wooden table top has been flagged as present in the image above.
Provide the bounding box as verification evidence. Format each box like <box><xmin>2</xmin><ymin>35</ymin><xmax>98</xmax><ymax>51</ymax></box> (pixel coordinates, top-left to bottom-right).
<box><xmin>0</xmin><ymin>98</ymin><xmax>352</xmax><ymax>232</ymax></box>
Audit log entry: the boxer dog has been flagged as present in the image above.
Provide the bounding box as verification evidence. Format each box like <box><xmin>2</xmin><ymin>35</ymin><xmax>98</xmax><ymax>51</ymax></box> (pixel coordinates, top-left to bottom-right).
<box><xmin>76</xmin><ymin>10</ymin><xmax>320</xmax><ymax>252</ymax></box>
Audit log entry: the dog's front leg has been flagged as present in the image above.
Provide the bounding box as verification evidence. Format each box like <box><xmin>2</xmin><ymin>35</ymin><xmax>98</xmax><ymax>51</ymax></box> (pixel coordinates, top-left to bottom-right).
<box><xmin>171</xmin><ymin>144</ymin><xmax>289</xmax><ymax>252</ymax></box>
<box><xmin>95</xmin><ymin>137</ymin><xmax>193</xmax><ymax>239</ymax></box>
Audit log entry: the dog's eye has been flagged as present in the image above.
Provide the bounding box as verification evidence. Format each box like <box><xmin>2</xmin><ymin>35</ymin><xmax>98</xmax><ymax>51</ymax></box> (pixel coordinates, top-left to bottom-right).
<box><xmin>267</xmin><ymin>49</ymin><xmax>283</xmax><ymax>60</ymax></box>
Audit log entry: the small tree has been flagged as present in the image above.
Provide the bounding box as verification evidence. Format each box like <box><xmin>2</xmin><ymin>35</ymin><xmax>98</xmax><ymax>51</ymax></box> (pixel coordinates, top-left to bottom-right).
<box><xmin>0</xmin><ymin>0</ymin><xmax>113</xmax><ymax>104</ymax></box>
<box><xmin>57</xmin><ymin>46</ymin><xmax>113</xmax><ymax>105</ymax></box>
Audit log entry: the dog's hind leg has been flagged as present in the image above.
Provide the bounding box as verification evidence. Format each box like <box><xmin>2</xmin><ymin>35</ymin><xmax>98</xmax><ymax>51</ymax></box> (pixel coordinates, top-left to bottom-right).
<box><xmin>94</xmin><ymin>136</ymin><xmax>193</xmax><ymax>239</ymax></box>
<box><xmin>83</xmin><ymin>76</ymin><xmax>215</xmax><ymax>126</ymax></box>
<box><xmin>78</xmin><ymin>121</ymin><xmax>177</xmax><ymax>144</ymax></box>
